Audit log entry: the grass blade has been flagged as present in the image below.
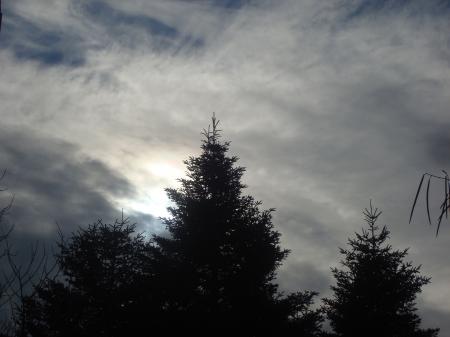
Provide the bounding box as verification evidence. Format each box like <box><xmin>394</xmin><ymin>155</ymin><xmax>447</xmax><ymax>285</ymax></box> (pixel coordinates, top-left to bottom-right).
<box><xmin>445</xmin><ymin>174</ymin><xmax>448</xmax><ymax>219</ymax></box>
<box><xmin>448</xmin><ymin>179</ymin><xmax>450</xmax><ymax>218</ymax></box>
<box><xmin>410</xmin><ymin>174</ymin><xmax>425</xmax><ymax>224</ymax></box>
<box><xmin>426</xmin><ymin>177</ymin><xmax>431</xmax><ymax>225</ymax></box>
<box><xmin>436</xmin><ymin>212</ymin><xmax>443</xmax><ymax>237</ymax></box>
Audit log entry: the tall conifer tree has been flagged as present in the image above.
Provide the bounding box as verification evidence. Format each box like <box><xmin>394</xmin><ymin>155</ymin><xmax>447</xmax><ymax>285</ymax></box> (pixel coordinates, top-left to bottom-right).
<box><xmin>17</xmin><ymin>117</ymin><xmax>323</xmax><ymax>336</ymax></box>
<box><xmin>154</xmin><ymin>116</ymin><xmax>298</xmax><ymax>334</ymax></box>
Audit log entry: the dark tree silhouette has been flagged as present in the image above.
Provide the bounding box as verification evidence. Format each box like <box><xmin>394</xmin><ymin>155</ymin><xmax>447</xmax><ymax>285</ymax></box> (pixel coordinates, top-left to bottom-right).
<box><xmin>153</xmin><ymin>116</ymin><xmax>321</xmax><ymax>335</ymax></box>
<box><xmin>323</xmin><ymin>203</ymin><xmax>439</xmax><ymax>337</ymax></box>
<box><xmin>20</xmin><ymin>217</ymin><xmax>161</xmax><ymax>337</ymax></box>
<box><xmin>0</xmin><ymin>171</ymin><xmax>56</xmax><ymax>337</ymax></box>
<box><xmin>14</xmin><ymin>117</ymin><xmax>323</xmax><ymax>336</ymax></box>
<box><xmin>278</xmin><ymin>291</ymin><xmax>324</xmax><ymax>336</ymax></box>
<box><xmin>0</xmin><ymin>170</ymin><xmax>14</xmax><ymax>336</ymax></box>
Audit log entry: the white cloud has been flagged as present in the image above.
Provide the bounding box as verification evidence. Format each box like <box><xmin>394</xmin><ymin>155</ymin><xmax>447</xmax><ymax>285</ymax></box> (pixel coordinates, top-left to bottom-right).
<box><xmin>1</xmin><ymin>0</ymin><xmax>450</xmax><ymax>332</ymax></box>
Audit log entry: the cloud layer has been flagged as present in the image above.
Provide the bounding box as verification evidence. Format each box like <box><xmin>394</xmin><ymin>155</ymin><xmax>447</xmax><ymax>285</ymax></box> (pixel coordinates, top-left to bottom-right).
<box><xmin>1</xmin><ymin>0</ymin><xmax>450</xmax><ymax>332</ymax></box>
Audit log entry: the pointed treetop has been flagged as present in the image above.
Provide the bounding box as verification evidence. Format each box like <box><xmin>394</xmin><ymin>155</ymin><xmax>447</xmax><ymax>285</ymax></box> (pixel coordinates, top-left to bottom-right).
<box><xmin>363</xmin><ymin>200</ymin><xmax>382</xmax><ymax>243</ymax></box>
<box><xmin>201</xmin><ymin>113</ymin><xmax>222</xmax><ymax>144</ymax></box>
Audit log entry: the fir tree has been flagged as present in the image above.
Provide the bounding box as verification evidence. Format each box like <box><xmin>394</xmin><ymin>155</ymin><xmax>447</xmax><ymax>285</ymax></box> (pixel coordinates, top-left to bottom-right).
<box><xmin>323</xmin><ymin>203</ymin><xmax>439</xmax><ymax>337</ymax></box>
<box><xmin>20</xmin><ymin>217</ymin><xmax>162</xmax><ymax>337</ymax></box>
<box><xmin>153</xmin><ymin>116</ymin><xmax>319</xmax><ymax>335</ymax></box>
<box><xmin>16</xmin><ymin>117</ymin><xmax>323</xmax><ymax>336</ymax></box>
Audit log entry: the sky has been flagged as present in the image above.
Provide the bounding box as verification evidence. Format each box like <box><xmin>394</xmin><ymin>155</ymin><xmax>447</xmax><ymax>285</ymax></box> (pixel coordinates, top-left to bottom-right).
<box><xmin>1</xmin><ymin>0</ymin><xmax>450</xmax><ymax>333</ymax></box>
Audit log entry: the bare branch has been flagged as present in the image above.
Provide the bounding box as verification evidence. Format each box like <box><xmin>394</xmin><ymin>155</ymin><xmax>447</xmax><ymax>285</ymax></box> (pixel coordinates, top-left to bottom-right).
<box><xmin>410</xmin><ymin>171</ymin><xmax>450</xmax><ymax>236</ymax></box>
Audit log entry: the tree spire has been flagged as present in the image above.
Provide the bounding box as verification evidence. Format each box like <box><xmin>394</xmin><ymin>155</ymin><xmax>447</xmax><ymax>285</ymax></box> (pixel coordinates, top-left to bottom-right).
<box><xmin>201</xmin><ymin>113</ymin><xmax>222</xmax><ymax>144</ymax></box>
<box><xmin>363</xmin><ymin>200</ymin><xmax>381</xmax><ymax>248</ymax></box>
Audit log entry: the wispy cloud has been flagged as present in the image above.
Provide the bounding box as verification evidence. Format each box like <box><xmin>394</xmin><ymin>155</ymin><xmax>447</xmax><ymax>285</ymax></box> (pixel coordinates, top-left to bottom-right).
<box><xmin>0</xmin><ymin>126</ymin><xmax>158</xmax><ymax>236</ymax></box>
<box><xmin>0</xmin><ymin>0</ymin><xmax>449</xmax><ymax>332</ymax></box>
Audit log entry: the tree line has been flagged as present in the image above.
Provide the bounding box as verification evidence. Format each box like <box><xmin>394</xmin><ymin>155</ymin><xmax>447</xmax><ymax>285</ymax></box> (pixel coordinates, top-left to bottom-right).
<box><xmin>0</xmin><ymin>117</ymin><xmax>440</xmax><ymax>336</ymax></box>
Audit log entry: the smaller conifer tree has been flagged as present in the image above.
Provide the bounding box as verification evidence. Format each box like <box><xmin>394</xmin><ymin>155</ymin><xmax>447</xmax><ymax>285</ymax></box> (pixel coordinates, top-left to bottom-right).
<box><xmin>323</xmin><ymin>203</ymin><xmax>439</xmax><ymax>337</ymax></box>
<box><xmin>20</xmin><ymin>217</ymin><xmax>160</xmax><ymax>337</ymax></box>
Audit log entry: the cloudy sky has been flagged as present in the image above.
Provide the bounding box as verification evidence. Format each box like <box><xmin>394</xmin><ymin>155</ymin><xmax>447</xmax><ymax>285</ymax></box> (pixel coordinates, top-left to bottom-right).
<box><xmin>1</xmin><ymin>0</ymin><xmax>450</xmax><ymax>332</ymax></box>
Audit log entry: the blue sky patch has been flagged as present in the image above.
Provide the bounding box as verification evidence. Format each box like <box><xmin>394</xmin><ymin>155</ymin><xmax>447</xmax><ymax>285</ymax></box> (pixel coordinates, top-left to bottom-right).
<box><xmin>81</xmin><ymin>1</ymin><xmax>178</xmax><ymax>38</ymax></box>
<box><xmin>346</xmin><ymin>0</ymin><xmax>450</xmax><ymax>20</ymax></box>
<box><xmin>0</xmin><ymin>1</ymin><xmax>205</xmax><ymax>66</ymax></box>
<box><xmin>211</xmin><ymin>0</ymin><xmax>248</xmax><ymax>9</ymax></box>
<box><xmin>79</xmin><ymin>1</ymin><xmax>203</xmax><ymax>51</ymax></box>
<box><xmin>0</xmin><ymin>12</ymin><xmax>85</xmax><ymax>67</ymax></box>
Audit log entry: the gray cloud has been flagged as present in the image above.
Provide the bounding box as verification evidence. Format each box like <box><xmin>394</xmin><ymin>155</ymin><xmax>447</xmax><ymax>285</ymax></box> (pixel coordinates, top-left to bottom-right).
<box><xmin>0</xmin><ymin>0</ymin><xmax>449</xmax><ymax>333</ymax></box>
<box><xmin>419</xmin><ymin>302</ymin><xmax>450</xmax><ymax>336</ymax></box>
<box><xmin>0</xmin><ymin>127</ymin><xmax>157</xmax><ymax>236</ymax></box>
<box><xmin>277</xmin><ymin>261</ymin><xmax>331</xmax><ymax>296</ymax></box>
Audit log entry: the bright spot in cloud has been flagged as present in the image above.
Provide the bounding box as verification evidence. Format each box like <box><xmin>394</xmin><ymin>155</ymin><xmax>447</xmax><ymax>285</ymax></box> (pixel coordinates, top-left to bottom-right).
<box><xmin>119</xmin><ymin>162</ymin><xmax>185</xmax><ymax>219</ymax></box>
<box><xmin>121</xmin><ymin>188</ymin><xmax>171</xmax><ymax>219</ymax></box>
<box><xmin>147</xmin><ymin>162</ymin><xmax>184</xmax><ymax>183</ymax></box>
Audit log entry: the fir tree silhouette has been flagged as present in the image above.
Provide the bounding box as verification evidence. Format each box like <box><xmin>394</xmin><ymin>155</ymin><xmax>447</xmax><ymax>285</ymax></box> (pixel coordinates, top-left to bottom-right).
<box><xmin>19</xmin><ymin>217</ymin><xmax>162</xmax><ymax>337</ymax></box>
<box><xmin>323</xmin><ymin>202</ymin><xmax>439</xmax><ymax>337</ymax></box>
<box><xmin>153</xmin><ymin>115</ymin><xmax>321</xmax><ymax>335</ymax></box>
<box><xmin>16</xmin><ymin>117</ymin><xmax>323</xmax><ymax>336</ymax></box>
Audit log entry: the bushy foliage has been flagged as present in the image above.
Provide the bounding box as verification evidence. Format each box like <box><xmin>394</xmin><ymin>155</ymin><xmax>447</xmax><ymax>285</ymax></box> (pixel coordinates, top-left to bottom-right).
<box><xmin>18</xmin><ymin>118</ymin><xmax>322</xmax><ymax>336</ymax></box>
<box><xmin>21</xmin><ymin>218</ymin><xmax>161</xmax><ymax>337</ymax></box>
<box><xmin>152</xmin><ymin>117</ymin><xmax>321</xmax><ymax>335</ymax></box>
<box><xmin>323</xmin><ymin>203</ymin><xmax>439</xmax><ymax>337</ymax></box>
